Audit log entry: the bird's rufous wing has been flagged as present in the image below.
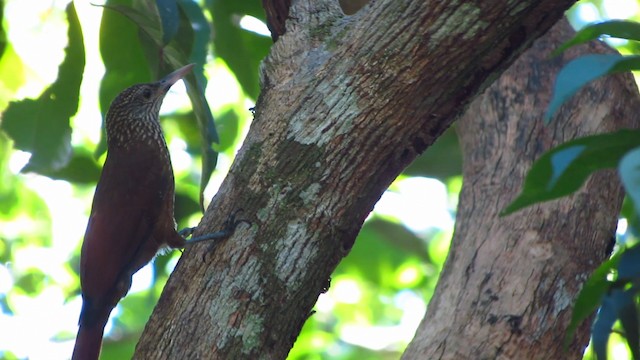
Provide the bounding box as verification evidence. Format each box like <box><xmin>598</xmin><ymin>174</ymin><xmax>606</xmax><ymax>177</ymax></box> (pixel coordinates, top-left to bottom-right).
<box><xmin>80</xmin><ymin>144</ymin><xmax>172</xmax><ymax>312</ymax></box>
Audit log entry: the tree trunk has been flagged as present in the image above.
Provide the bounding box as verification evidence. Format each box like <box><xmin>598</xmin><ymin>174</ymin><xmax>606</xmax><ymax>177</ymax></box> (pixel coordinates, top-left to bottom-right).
<box><xmin>402</xmin><ymin>19</ymin><xmax>640</xmax><ymax>359</ymax></box>
<box><xmin>133</xmin><ymin>1</ymin><xmax>593</xmax><ymax>358</ymax></box>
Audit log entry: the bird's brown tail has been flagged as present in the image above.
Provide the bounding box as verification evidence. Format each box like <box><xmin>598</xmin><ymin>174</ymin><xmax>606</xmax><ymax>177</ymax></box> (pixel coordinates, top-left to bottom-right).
<box><xmin>72</xmin><ymin>322</ymin><xmax>105</xmax><ymax>360</ymax></box>
<box><xmin>72</xmin><ymin>301</ymin><xmax>111</xmax><ymax>360</ymax></box>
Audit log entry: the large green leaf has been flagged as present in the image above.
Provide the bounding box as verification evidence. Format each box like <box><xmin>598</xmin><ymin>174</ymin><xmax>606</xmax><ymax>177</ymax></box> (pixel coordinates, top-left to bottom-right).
<box><xmin>208</xmin><ymin>0</ymin><xmax>272</xmax><ymax>99</ymax></box>
<box><xmin>546</xmin><ymin>54</ymin><xmax>640</xmax><ymax>122</ymax></box>
<box><xmin>553</xmin><ymin>20</ymin><xmax>640</xmax><ymax>57</ymax></box>
<box><xmin>1</xmin><ymin>2</ymin><xmax>84</xmax><ymax>173</ymax></box>
<box><xmin>99</xmin><ymin>1</ymin><xmax>218</xmax><ymax>209</ymax></box>
<box><xmin>502</xmin><ymin>129</ymin><xmax>640</xmax><ymax>215</ymax></box>
<box><xmin>168</xmin><ymin>1</ymin><xmax>219</xmax><ymax>208</ymax></box>
<box><xmin>97</xmin><ymin>0</ymin><xmax>151</xmax><ymax>157</ymax></box>
<box><xmin>156</xmin><ymin>0</ymin><xmax>180</xmax><ymax>44</ymax></box>
<box><xmin>38</xmin><ymin>152</ymin><xmax>101</xmax><ymax>184</ymax></box>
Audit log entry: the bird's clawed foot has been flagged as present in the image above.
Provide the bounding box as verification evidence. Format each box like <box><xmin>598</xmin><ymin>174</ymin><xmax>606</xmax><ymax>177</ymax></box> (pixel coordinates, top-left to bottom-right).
<box><xmin>179</xmin><ymin>209</ymin><xmax>250</xmax><ymax>246</ymax></box>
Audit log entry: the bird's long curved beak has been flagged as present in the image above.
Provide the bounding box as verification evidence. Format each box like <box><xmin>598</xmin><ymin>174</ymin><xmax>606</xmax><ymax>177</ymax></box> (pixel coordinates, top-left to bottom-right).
<box><xmin>158</xmin><ymin>64</ymin><xmax>195</xmax><ymax>90</ymax></box>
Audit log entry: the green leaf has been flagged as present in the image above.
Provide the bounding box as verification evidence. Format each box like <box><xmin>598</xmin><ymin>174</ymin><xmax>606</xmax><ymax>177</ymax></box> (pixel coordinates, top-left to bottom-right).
<box><xmin>208</xmin><ymin>0</ymin><xmax>272</xmax><ymax>99</ymax></box>
<box><xmin>0</xmin><ymin>45</ymin><xmax>27</xmax><ymax>111</ymax></box>
<box><xmin>592</xmin><ymin>288</ymin><xmax>640</xmax><ymax>360</ymax></box>
<box><xmin>0</xmin><ymin>0</ymin><xmax>7</xmax><ymax>58</ymax></box>
<box><xmin>617</xmin><ymin>243</ymin><xmax>640</xmax><ymax>281</ymax></box>
<box><xmin>616</xmin><ymin>286</ymin><xmax>640</xmax><ymax>360</ymax></box>
<box><xmin>215</xmin><ymin>108</ymin><xmax>240</xmax><ymax>152</ymax></box>
<box><xmin>100</xmin><ymin>1</ymin><xmax>219</xmax><ymax>208</ymax></box>
<box><xmin>546</xmin><ymin>54</ymin><xmax>640</xmax><ymax>122</ymax></box>
<box><xmin>546</xmin><ymin>54</ymin><xmax>620</xmax><ymax>122</ymax></box>
<box><xmin>163</xmin><ymin>3</ymin><xmax>218</xmax><ymax>209</ymax></box>
<box><xmin>156</xmin><ymin>0</ymin><xmax>180</xmax><ymax>44</ymax></box>
<box><xmin>553</xmin><ymin>20</ymin><xmax>640</xmax><ymax>57</ymax></box>
<box><xmin>97</xmin><ymin>0</ymin><xmax>151</xmax><ymax>157</ymax></box>
<box><xmin>404</xmin><ymin>127</ymin><xmax>462</xmax><ymax>180</ymax></box>
<box><xmin>592</xmin><ymin>294</ymin><xmax>617</xmax><ymax>360</ymax></box>
<box><xmin>502</xmin><ymin>129</ymin><xmax>640</xmax><ymax>215</ymax></box>
<box><xmin>564</xmin><ymin>252</ymin><xmax>621</xmax><ymax>349</ymax></box>
<box><xmin>620</xmin><ymin>147</ymin><xmax>640</xmax><ymax>218</ymax></box>
<box><xmin>100</xmin><ymin>3</ymin><xmax>163</xmax><ymax>47</ymax></box>
<box><xmin>178</xmin><ymin>0</ymin><xmax>209</xmax><ymax>66</ymax></box>
<box><xmin>38</xmin><ymin>152</ymin><xmax>101</xmax><ymax>184</ymax></box>
<box><xmin>0</xmin><ymin>2</ymin><xmax>85</xmax><ymax>173</ymax></box>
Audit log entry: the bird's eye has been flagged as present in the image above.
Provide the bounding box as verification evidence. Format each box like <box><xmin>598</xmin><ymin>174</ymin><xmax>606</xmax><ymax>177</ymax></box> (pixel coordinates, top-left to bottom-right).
<box><xmin>142</xmin><ymin>88</ymin><xmax>152</xmax><ymax>100</ymax></box>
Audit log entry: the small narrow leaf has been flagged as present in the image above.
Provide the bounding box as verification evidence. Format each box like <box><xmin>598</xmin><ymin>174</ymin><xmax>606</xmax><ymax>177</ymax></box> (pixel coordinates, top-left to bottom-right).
<box><xmin>592</xmin><ymin>295</ymin><xmax>617</xmax><ymax>360</ymax></box>
<box><xmin>502</xmin><ymin>129</ymin><xmax>640</xmax><ymax>215</ymax></box>
<box><xmin>546</xmin><ymin>54</ymin><xmax>621</xmax><ymax>122</ymax></box>
<box><xmin>553</xmin><ymin>20</ymin><xmax>640</xmax><ymax>57</ymax></box>
<box><xmin>546</xmin><ymin>54</ymin><xmax>640</xmax><ymax>122</ymax></box>
<box><xmin>156</xmin><ymin>0</ymin><xmax>179</xmax><ymax>44</ymax></box>
<box><xmin>620</xmin><ymin>147</ymin><xmax>640</xmax><ymax>218</ymax></box>
<box><xmin>616</xmin><ymin>243</ymin><xmax>640</xmax><ymax>280</ymax></box>
<box><xmin>564</xmin><ymin>252</ymin><xmax>621</xmax><ymax>348</ymax></box>
<box><xmin>615</xmin><ymin>287</ymin><xmax>640</xmax><ymax>360</ymax></box>
<box><xmin>161</xmin><ymin>51</ymin><xmax>219</xmax><ymax>210</ymax></box>
<box><xmin>165</xmin><ymin>3</ymin><xmax>218</xmax><ymax>210</ymax></box>
<box><xmin>548</xmin><ymin>145</ymin><xmax>586</xmax><ymax>190</ymax></box>
<box><xmin>1</xmin><ymin>3</ymin><xmax>85</xmax><ymax>173</ymax></box>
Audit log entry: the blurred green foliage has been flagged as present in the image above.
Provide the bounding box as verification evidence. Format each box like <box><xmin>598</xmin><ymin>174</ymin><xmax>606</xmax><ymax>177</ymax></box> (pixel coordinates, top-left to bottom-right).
<box><xmin>1</xmin><ymin>0</ymin><xmax>634</xmax><ymax>359</ymax></box>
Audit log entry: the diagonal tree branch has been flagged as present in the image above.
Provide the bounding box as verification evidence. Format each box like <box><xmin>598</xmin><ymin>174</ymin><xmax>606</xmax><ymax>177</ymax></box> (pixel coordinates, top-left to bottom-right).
<box><xmin>135</xmin><ymin>1</ymin><xmax>579</xmax><ymax>358</ymax></box>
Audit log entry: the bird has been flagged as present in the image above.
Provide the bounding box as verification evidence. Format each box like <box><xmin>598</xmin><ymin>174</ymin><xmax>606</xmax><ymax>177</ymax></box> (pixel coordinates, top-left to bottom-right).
<box><xmin>72</xmin><ymin>64</ymin><xmax>243</xmax><ymax>360</ymax></box>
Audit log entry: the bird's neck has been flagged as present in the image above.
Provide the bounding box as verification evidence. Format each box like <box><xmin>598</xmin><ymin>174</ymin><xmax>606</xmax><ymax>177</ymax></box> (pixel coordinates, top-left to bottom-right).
<box><xmin>106</xmin><ymin>115</ymin><xmax>168</xmax><ymax>152</ymax></box>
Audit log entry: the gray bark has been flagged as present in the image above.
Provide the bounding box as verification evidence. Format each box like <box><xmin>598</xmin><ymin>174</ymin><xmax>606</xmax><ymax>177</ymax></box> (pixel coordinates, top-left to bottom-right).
<box><xmin>403</xmin><ymin>19</ymin><xmax>640</xmax><ymax>359</ymax></box>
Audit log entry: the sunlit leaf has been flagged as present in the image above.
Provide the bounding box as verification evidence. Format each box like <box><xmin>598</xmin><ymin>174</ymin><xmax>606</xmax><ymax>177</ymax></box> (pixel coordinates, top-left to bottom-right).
<box><xmin>546</xmin><ymin>54</ymin><xmax>640</xmax><ymax>122</ymax></box>
<box><xmin>502</xmin><ymin>129</ymin><xmax>640</xmax><ymax>215</ymax></box>
<box><xmin>38</xmin><ymin>152</ymin><xmax>101</xmax><ymax>184</ymax></box>
<box><xmin>553</xmin><ymin>20</ymin><xmax>640</xmax><ymax>56</ymax></box>
<box><xmin>208</xmin><ymin>0</ymin><xmax>272</xmax><ymax>99</ymax></box>
<box><xmin>0</xmin><ymin>2</ymin><xmax>84</xmax><ymax>173</ymax></box>
<box><xmin>564</xmin><ymin>252</ymin><xmax>621</xmax><ymax>348</ymax></box>
<box><xmin>336</xmin><ymin>218</ymin><xmax>430</xmax><ymax>288</ymax></box>
<box><xmin>404</xmin><ymin>127</ymin><xmax>462</xmax><ymax>180</ymax></box>
<box><xmin>0</xmin><ymin>1</ymin><xmax>6</xmax><ymax>57</ymax></box>
<box><xmin>0</xmin><ymin>45</ymin><xmax>26</xmax><ymax>111</ymax></box>
<box><xmin>621</xmin><ymin>196</ymin><xmax>640</xmax><ymax>239</ymax></box>
<box><xmin>13</xmin><ymin>270</ymin><xmax>46</xmax><ymax>295</ymax></box>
